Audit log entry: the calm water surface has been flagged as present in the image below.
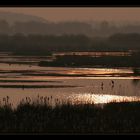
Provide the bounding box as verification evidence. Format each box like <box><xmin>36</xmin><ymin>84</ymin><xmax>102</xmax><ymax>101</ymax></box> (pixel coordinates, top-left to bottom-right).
<box><xmin>0</xmin><ymin>52</ymin><xmax>140</xmax><ymax>106</ymax></box>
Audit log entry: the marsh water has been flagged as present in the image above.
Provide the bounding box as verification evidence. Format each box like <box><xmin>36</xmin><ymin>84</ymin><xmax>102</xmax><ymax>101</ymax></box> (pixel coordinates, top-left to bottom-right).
<box><xmin>0</xmin><ymin>52</ymin><xmax>140</xmax><ymax>106</ymax></box>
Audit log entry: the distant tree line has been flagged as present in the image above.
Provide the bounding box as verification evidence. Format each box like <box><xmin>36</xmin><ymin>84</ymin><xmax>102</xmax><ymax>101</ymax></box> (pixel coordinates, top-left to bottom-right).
<box><xmin>1</xmin><ymin>19</ymin><xmax>140</xmax><ymax>37</ymax></box>
<box><xmin>0</xmin><ymin>20</ymin><xmax>93</xmax><ymax>36</ymax></box>
<box><xmin>0</xmin><ymin>33</ymin><xmax>140</xmax><ymax>55</ymax></box>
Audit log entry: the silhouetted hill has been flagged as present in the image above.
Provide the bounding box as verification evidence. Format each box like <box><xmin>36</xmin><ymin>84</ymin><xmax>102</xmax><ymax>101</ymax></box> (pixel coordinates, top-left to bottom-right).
<box><xmin>1</xmin><ymin>11</ymin><xmax>140</xmax><ymax>37</ymax></box>
<box><xmin>0</xmin><ymin>11</ymin><xmax>47</xmax><ymax>24</ymax></box>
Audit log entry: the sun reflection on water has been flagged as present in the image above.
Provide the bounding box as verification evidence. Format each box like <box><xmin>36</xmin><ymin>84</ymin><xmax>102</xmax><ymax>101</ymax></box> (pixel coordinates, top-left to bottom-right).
<box><xmin>67</xmin><ymin>93</ymin><xmax>140</xmax><ymax>104</ymax></box>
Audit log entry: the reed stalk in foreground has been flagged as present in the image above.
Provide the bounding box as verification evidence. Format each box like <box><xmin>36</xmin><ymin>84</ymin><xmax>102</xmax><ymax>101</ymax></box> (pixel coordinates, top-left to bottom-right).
<box><xmin>0</xmin><ymin>96</ymin><xmax>140</xmax><ymax>134</ymax></box>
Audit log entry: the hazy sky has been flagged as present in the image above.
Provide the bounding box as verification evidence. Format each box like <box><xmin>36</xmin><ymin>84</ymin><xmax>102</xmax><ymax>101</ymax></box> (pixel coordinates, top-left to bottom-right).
<box><xmin>0</xmin><ymin>7</ymin><xmax>140</xmax><ymax>22</ymax></box>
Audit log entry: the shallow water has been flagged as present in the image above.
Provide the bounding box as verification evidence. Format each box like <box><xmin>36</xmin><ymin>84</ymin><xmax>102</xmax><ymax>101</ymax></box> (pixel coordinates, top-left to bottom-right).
<box><xmin>0</xmin><ymin>52</ymin><xmax>140</xmax><ymax>106</ymax></box>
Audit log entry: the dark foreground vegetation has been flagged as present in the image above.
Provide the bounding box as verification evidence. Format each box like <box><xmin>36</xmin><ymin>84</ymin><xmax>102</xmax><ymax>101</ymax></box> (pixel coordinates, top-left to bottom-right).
<box><xmin>0</xmin><ymin>96</ymin><xmax>140</xmax><ymax>134</ymax></box>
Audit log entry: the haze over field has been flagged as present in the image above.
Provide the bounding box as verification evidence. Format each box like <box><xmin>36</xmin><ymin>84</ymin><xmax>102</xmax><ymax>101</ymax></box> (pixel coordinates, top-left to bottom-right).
<box><xmin>0</xmin><ymin>8</ymin><xmax>140</xmax><ymax>36</ymax></box>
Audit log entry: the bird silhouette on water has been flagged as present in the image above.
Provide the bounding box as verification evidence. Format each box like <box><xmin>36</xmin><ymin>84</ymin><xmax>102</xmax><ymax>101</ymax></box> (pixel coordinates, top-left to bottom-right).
<box><xmin>111</xmin><ymin>80</ymin><xmax>115</xmax><ymax>89</ymax></box>
<box><xmin>111</xmin><ymin>80</ymin><xmax>114</xmax><ymax>85</ymax></box>
<box><xmin>101</xmin><ymin>82</ymin><xmax>104</xmax><ymax>90</ymax></box>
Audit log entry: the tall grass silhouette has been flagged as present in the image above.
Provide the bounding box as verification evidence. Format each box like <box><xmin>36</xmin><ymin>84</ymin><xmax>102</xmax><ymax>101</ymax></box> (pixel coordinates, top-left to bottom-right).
<box><xmin>0</xmin><ymin>96</ymin><xmax>140</xmax><ymax>134</ymax></box>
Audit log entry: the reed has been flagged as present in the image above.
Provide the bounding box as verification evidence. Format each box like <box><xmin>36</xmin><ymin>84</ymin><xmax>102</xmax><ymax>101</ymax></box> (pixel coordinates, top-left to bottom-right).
<box><xmin>0</xmin><ymin>96</ymin><xmax>140</xmax><ymax>134</ymax></box>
